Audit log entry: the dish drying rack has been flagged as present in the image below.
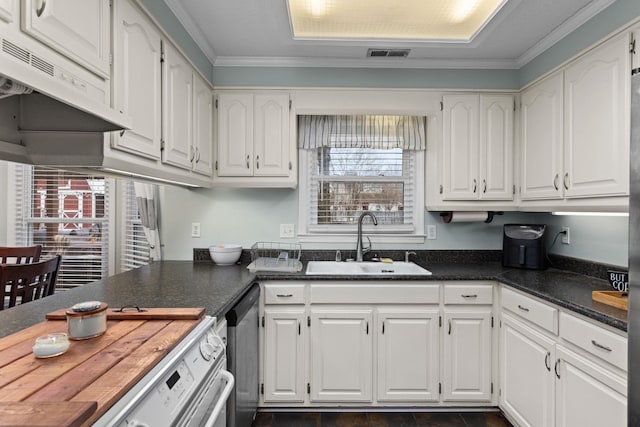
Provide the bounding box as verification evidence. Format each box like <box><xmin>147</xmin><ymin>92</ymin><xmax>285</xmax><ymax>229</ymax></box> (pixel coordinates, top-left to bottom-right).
<box><xmin>247</xmin><ymin>242</ymin><xmax>302</xmax><ymax>273</ymax></box>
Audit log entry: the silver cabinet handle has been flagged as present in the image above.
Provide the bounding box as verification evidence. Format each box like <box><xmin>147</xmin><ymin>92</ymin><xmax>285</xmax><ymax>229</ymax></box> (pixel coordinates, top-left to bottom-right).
<box><xmin>119</xmin><ymin>130</ymin><xmax>126</xmax><ymax>137</ymax></box>
<box><xmin>473</xmin><ymin>178</ymin><xmax>477</xmax><ymax>193</ymax></box>
<box><xmin>195</xmin><ymin>147</ymin><xmax>200</xmax><ymax>163</ymax></box>
<box><xmin>298</xmin><ymin>320</ymin><xmax>301</xmax><ymax>335</ymax></box>
<box><xmin>554</xmin><ymin>359</ymin><xmax>560</xmax><ymax>379</ymax></box>
<box><xmin>461</xmin><ymin>294</ymin><xmax>478</xmax><ymax>298</ymax></box>
<box><xmin>448</xmin><ymin>320</ymin><xmax>452</xmax><ymax>335</ymax></box>
<box><xmin>256</xmin><ymin>155</ymin><xmax>260</xmax><ymax>169</ymax></box>
<box><xmin>563</xmin><ymin>172</ymin><xmax>569</xmax><ymax>190</ymax></box>
<box><xmin>246</xmin><ymin>154</ymin><xmax>250</xmax><ymax>169</ymax></box>
<box><xmin>382</xmin><ymin>320</ymin><xmax>385</xmax><ymax>334</ymax></box>
<box><xmin>276</xmin><ymin>293</ymin><xmax>293</xmax><ymax>297</ymax></box>
<box><xmin>545</xmin><ymin>352</ymin><xmax>551</xmax><ymax>371</ymax></box>
<box><xmin>553</xmin><ymin>174</ymin><xmax>559</xmax><ymax>190</ymax></box>
<box><xmin>517</xmin><ymin>304</ymin><xmax>530</xmax><ymax>312</ymax></box>
<box><xmin>36</xmin><ymin>0</ymin><xmax>46</xmax><ymax>17</ymax></box>
<box><xmin>591</xmin><ymin>340</ymin><xmax>612</xmax><ymax>352</ymax></box>
<box><xmin>365</xmin><ymin>321</ymin><xmax>369</xmax><ymax>335</ymax></box>
<box><xmin>190</xmin><ymin>147</ymin><xmax>195</xmax><ymax>162</ymax></box>
<box><xmin>482</xmin><ymin>179</ymin><xmax>487</xmax><ymax>193</ymax></box>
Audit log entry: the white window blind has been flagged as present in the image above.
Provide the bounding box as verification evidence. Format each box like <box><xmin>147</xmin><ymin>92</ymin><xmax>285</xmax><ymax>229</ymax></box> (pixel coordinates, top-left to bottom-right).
<box><xmin>120</xmin><ymin>180</ymin><xmax>151</xmax><ymax>271</ymax></box>
<box><xmin>299</xmin><ymin>115</ymin><xmax>425</xmax><ymax>239</ymax></box>
<box><xmin>14</xmin><ymin>166</ymin><xmax>109</xmax><ymax>289</ymax></box>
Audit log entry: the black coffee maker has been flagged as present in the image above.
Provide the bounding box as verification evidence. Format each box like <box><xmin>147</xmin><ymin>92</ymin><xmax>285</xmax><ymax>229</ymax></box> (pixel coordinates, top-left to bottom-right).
<box><xmin>502</xmin><ymin>224</ymin><xmax>547</xmax><ymax>270</ymax></box>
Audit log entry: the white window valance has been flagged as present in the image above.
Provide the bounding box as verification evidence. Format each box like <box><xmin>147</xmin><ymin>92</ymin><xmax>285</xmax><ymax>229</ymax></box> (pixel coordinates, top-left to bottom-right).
<box><xmin>298</xmin><ymin>115</ymin><xmax>426</xmax><ymax>150</ymax></box>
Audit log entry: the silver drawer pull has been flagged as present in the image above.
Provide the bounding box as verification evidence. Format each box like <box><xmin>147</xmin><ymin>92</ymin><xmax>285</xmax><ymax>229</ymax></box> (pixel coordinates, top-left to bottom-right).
<box><xmin>461</xmin><ymin>294</ymin><xmax>478</xmax><ymax>298</ymax></box>
<box><xmin>591</xmin><ymin>340</ymin><xmax>613</xmax><ymax>352</ymax></box>
<box><xmin>276</xmin><ymin>293</ymin><xmax>293</xmax><ymax>298</ymax></box>
<box><xmin>517</xmin><ymin>304</ymin><xmax>530</xmax><ymax>312</ymax></box>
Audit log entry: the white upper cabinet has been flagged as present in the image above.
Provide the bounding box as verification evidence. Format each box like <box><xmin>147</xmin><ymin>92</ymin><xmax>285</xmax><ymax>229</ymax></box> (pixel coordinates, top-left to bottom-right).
<box><xmin>21</xmin><ymin>0</ymin><xmax>110</xmax><ymax>77</ymax></box>
<box><xmin>162</xmin><ymin>41</ymin><xmax>193</xmax><ymax>170</ymax></box>
<box><xmin>193</xmin><ymin>73</ymin><xmax>214</xmax><ymax>176</ymax></box>
<box><xmin>112</xmin><ymin>0</ymin><xmax>162</xmax><ymax>160</ymax></box>
<box><xmin>0</xmin><ymin>0</ymin><xmax>16</xmax><ymax>23</ymax></box>
<box><xmin>215</xmin><ymin>91</ymin><xmax>295</xmax><ymax>187</ymax></box>
<box><xmin>216</xmin><ymin>93</ymin><xmax>254</xmax><ymax>177</ymax></box>
<box><xmin>442</xmin><ymin>93</ymin><xmax>514</xmax><ymax>201</ymax></box>
<box><xmin>254</xmin><ymin>93</ymin><xmax>291</xmax><ymax>177</ymax></box>
<box><xmin>563</xmin><ymin>33</ymin><xmax>629</xmax><ymax>198</ymax></box>
<box><xmin>520</xmin><ymin>73</ymin><xmax>564</xmax><ymax>200</ymax></box>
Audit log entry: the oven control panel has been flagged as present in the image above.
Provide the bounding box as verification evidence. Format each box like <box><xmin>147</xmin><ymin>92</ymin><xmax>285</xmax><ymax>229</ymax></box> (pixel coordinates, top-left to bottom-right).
<box><xmin>92</xmin><ymin>317</ymin><xmax>226</xmax><ymax>427</ymax></box>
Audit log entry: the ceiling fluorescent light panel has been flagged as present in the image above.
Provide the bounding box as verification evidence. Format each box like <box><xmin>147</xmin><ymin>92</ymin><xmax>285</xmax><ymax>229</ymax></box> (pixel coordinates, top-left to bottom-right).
<box><xmin>287</xmin><ymin>0</ymin><xmax>508</xmax><ymax>41</ymax></box>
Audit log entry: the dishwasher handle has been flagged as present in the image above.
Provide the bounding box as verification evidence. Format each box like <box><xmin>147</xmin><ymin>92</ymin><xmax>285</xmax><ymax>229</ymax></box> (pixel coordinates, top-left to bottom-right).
<box><xmin>203</xmin><ymin>370</ymin><xmax>235</xmax><ymax>427</ymax></box>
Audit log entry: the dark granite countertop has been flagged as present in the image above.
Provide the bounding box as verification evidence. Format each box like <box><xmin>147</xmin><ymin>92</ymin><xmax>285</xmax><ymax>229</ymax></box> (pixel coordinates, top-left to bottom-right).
<box><xmin>0</xmin><ymin>258</ymin><xmax>628</xmax><ymax>339</ymax></box>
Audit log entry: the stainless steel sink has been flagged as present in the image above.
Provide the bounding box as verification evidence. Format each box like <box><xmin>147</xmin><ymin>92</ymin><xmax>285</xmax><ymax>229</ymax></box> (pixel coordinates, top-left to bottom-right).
<box><xmin>305</xmin><ymin>261</ymin><xmax>432</xmax><ymax>276</ymax></box>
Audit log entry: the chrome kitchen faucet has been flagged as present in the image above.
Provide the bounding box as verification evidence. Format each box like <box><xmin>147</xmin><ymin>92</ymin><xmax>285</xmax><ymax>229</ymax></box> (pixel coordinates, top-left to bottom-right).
<box><xmin>356</xmin><ymin>211</ymin><xmax>378</xmax><ymax>262</ymax></box>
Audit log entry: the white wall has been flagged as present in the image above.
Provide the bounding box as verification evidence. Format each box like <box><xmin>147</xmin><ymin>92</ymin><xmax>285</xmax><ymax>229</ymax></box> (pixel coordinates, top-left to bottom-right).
<box><xmin>0</xmin><ymin>161</ymin><xmax>6</xmax><ymax>245</ymax></box>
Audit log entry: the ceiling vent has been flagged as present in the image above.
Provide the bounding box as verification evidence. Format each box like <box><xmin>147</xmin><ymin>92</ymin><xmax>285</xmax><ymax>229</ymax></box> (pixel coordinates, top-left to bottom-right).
<box><xmin>367</xmin><ymin>48</ymin><xmax>410</xmax><ymax>58</ymax></box>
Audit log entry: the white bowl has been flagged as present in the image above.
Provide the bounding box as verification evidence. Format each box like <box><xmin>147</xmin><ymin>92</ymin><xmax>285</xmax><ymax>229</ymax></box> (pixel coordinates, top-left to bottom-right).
<box><xmin>209</xmin><ymin>244</ymin><xmax>242</xmax><ymax>265</ymax></box>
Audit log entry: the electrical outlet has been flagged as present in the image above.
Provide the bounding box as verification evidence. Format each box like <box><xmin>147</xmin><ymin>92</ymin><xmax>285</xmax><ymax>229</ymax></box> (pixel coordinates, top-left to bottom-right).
<box><xmin>191</xmin><ymin>222</ymin><xmax>201</xmax><ymax>238</ymax></box>
<box><xmin>427</xmin><ymin>224</ymin><xmax>437</xmax><ymax>240</ymax></box>
<box><xmin>280</xmin><ymin>224</ymin><xmax>295</xmax><ymax>238</ymax></box>
<box><xmin>561</xmin><ymin>226</ymin><xmax>570</xmax><ymax>244</ymax></box>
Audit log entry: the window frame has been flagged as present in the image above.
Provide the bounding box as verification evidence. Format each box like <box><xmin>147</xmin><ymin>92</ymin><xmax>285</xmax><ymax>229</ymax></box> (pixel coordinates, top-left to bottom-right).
<box><xmin>298</xmin><ymin>145</ymin><xmax>425</xmax><ymax>244</ymax></box>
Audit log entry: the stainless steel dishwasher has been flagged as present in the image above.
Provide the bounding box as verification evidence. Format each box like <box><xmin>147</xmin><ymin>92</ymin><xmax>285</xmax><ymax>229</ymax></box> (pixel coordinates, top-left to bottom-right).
<box><xmin>225</xmin><ymin>283</ymin><xmax>260</xmax><ymax>427</ymax></box>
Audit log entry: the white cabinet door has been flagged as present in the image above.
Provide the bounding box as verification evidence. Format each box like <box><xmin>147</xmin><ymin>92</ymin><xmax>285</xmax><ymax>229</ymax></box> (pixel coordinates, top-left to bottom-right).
<box><xmin>254</xmin><ymin>93</ymin><xmax>290</xmax><ymax>177</ymax></box>
<box><xmin>442</xmin><ymin>94</ymin><xmax>480</xmax><ymax>200</ymax></box>
<box><xmin>216</xmin><ymin>93</ymin><xmax>254</xmax><ymax>177</ymax></box>
<box><xmin>377</xmin><ymin>308</ymin><xmax>440</xmax><ymax>402</ymax></box>
<box><xmin>22</xmin><ymin>0</ymin><xmax>110</xmax><ymax>77</ymax></box>
<box><xmin>555</xmin><ymin>346</ymin><xmax>627</xmax><ymax>427</ymax></box>
<box><xmin>0</xmin><ymin>0</ymin><xmax>16</xmax><ymax>23</ymax></box>
<box><xmin>443</xmin><ymin>309</ymin><xmax>493</xmax><ymax>402</ymax></box>
<box><xmin>263</xmin><ymin>308</ymin><xmax>305</xmax><ymax>403</ymax></box>
<box><xmin>112</xmin><ymin>0</ymin><xmax>162</xmax><ymax>160</ymax></box>
<box><xmin>480</xmin><ymin>95</ymin><xmax>514</xmax><ymax>200</ymax></box>
<box><xmin>500</xmin><ymin>313</ymin><xmax>555</xmax><ymax>427</ymax></box>
<box><xmin>520</xmin><ymin>73</ymin><xmax>564</xmax><ymax>200</ymax></box>
<box><xmin>193</xmin><ymin>73</ymin><xmax>213</xmax><ymax>176</ymax></box>
<box><xmin>162</xmin><ymin>42</ymin><xmax>193</xmax><ymax>170</ymax></box>
<box><xmin>309</xmin><ymin>309</ymin><xmax>373</xmax><ymax>402</ymax></box>
<box><xmin>563</xmin><ymin>33</ymin><xmax>629</xmax><ymax>198</ymax></box>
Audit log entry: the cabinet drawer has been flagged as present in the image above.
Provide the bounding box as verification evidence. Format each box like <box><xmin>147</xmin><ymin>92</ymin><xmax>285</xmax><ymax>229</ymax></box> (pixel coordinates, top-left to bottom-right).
<box><xmin>264</xmin><ymin>284</ymin><xmax>305</xmax><ymax>304</ymax></box>
<box><xmin>501</xmin><ymin>287</ymin><xmax>558</xmax><ymax>334</ymax></box>
<box><xmin>310</xmin><ymin>283</ymin><xmax>440</xmax><ymax>304</ymax></box>
<box><xmin>444</xmin><ymin>284</ymin><xmax>493</xmax><ymax>305</ymax></box>
<box><xmin>560</xmin><ymin>312</ymin><xmax>627</xmax><ymax>371</ymax></box>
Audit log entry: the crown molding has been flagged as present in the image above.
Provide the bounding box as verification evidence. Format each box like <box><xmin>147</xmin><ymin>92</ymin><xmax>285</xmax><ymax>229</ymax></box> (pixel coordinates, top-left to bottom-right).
<box><xmin>515</xmin><ymin>0</ymin><xmax>616</xmax><ymax>67</ymax></box>
<box><xmin>212</xmin><ymin>56</ymin><xmax>520</xmax><ymax>70</ymax></box>
<box><xmin>163</xmin><ymin>0</ymin><xmax>217</xmax><ymax>64</ymax></box>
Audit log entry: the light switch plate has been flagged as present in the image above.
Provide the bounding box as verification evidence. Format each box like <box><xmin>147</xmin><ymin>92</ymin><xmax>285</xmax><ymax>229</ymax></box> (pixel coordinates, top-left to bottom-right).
<box><xmin>427</xmin><ymin>224</ymin><xmax>437</xmax><ymax>240</ymax></box>
<box><xmin>191</xmin><ymin>222</ymin><xmax>201</xmax><ymax>238</ymax></box>
<box><xmin>280</xmin><ymin>224</ymin><xmax>295</xmax><ymax>238</ymax></box>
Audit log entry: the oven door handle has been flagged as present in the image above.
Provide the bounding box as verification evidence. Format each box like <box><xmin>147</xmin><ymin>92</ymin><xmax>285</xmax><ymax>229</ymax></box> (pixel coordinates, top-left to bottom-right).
<box><xmin>203</xmin><ymin>369</ymin><xmax>235</xmax><ymax>427</ymax></box>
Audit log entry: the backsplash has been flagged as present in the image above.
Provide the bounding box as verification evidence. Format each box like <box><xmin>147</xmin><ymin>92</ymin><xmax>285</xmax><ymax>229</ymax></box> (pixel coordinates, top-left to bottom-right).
<box><xmin>193</xmin><ymin>248</ymin><xmax>624</xmax><ymax>281</ymax></box>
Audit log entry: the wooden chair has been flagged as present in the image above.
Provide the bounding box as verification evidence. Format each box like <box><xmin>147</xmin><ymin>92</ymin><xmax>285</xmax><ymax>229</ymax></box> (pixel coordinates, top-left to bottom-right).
<box><xmin>1</xmin><ymin>256</ymin><xmax>61</xmax><ymax>310</ymax></box>
<box><xmin>0</xmin><ymin>245</ymin><xmax>42</xmax><ymax>264</ymax></box>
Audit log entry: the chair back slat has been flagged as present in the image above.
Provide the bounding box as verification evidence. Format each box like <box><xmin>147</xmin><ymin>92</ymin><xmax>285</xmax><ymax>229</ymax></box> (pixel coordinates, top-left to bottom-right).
<box><xmin>0</xmin><ymin>245</ymin><xmax>42</xmax><ymax>264</ymax></box>
<box><xmin>1</xmin><ymin>256</ymin><xmax>61</xmax><ymax>310</ymax></box>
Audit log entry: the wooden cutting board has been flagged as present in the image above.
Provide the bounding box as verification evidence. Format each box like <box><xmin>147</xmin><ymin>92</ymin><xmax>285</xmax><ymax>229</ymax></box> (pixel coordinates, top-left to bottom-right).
<box><xmin>592</xmin><ymin>291</ymin><xmax>628</xmax><ymax>311</ymax></box>
<box><xmin>0</xmin><ymin>308</ymin><xmax>205</xmax><ymax>427</ymax></box>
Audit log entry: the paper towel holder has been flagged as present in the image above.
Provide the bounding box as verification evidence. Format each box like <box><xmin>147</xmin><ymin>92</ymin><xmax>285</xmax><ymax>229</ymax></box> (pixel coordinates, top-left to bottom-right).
<box><xmin>439</xmin><ymin>211</ymin><xmax>503</xmax><ymax>224</ymax></box>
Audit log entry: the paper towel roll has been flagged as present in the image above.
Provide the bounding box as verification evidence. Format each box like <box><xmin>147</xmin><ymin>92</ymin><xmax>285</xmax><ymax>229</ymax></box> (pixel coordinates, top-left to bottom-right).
<box><xmin>441</xmin><ymin>211</ymin><xmax>491</xmax><ymax>223</ymax></box>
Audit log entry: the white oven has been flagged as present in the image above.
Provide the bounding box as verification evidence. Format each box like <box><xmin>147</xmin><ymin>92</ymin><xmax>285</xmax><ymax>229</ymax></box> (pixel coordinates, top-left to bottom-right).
<box><xmin>94</xmin><ymin>316</ymin><xmax>234</xmax><ymax>427</ymax></box>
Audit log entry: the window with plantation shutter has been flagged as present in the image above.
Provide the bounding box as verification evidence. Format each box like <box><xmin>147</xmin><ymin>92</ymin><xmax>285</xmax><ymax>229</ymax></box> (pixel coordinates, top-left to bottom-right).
<box><xmin>14</xmin><ymin>165</ymin><xmax>109</xmax><ymax>289</ymax></box>
<box><xmin>298</xmin><ymin>115</ymin><xmax>425</xmax><ymax>242</ymax></box>
<box><xmin>121</xmin><ymin>180</ymin><xmax>151</xmax><ymax>271</ymax></box>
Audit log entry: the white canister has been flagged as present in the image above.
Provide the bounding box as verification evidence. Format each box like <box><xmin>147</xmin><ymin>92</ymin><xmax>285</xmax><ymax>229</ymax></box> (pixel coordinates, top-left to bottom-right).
<box><xmin>66</xmin><ymin>301</ymin><xmax>108</xmax><ymax>340</ymax></box>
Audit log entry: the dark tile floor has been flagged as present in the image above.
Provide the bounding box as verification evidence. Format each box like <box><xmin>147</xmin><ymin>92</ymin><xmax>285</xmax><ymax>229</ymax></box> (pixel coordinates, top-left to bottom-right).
<box><xmin>252</xmin><ymin>411</ymin><xmax>513</xmax><ymax>427</ymax></box>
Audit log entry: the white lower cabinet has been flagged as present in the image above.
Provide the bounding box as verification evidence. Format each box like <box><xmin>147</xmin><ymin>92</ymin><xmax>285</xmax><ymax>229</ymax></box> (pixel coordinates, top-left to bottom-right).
<box><xmin>377</xmin><ymin>308</ymin><xmax>440</xmax><ymax>402</ymax></box>
<box><xmin>555</xmin><ymin>346</ymin><xmax>627</xmax><ymax>427</ymax></box>
<box><xmin>443</xmin><ymin>309</ymin><xmax>493</xmax><ymax>402</ymax></box>
<box><xmin>500</xmin><ymin>312</ymin><xmax>555</xmax><ymax>427</ymax></box>
<box><xmin>499</xmin><ymin>287</ymin><xmax>627</xmax><ymax>427</ymax></box>
<box><xmin>309</xmin><ymin>308</ymin><xmax>373</xmax><ymax>402</ymax></box>
<box><xmin>263</xmin><ymin>308</ymin><xmax>305</xmax><ymax>403</ymax></box>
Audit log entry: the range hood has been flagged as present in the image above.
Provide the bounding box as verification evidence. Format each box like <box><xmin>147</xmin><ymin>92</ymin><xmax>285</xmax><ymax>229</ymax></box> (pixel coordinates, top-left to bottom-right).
<box><xmin>0</xmin><ymin>34</ymin><xmax>131</xmax><ymax>165</ymax></box>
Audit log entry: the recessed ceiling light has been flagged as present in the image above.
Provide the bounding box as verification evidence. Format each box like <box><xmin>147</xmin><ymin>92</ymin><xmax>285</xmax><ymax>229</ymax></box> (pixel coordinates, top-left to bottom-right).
<box><xmin>287</xmin><ymin>0</ymin><xmax>508</xmax><ymax>41</ymax></box>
